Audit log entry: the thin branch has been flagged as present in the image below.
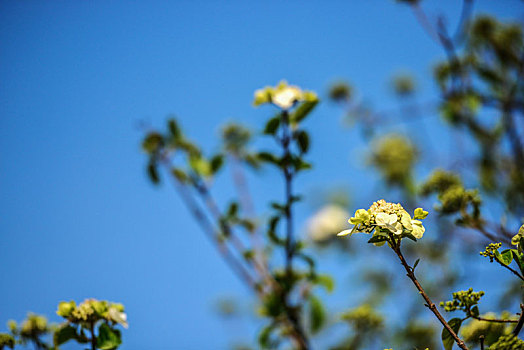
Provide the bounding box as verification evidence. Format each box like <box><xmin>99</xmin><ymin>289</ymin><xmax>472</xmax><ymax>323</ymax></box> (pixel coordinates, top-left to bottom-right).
<box><xmin>390</xmin><ymin>236</ymin><xmax>469</xmax><ymax>350</ymax></box>
<box><xmin>453</xmin><ymin>0</ymin><xmax>475</xmax><ymax>42</ymax></box>
<box><xmin>193</xmin><ymin>179</ymin><xmax>276</xmax><ymax>290</ymax></box>
<box><xmin>513</xmin><ymin>304</ymin><xmax>524</xmax><ymax>336</ymax></box>
<box><xmin>494</xmin><ymin>256</ymin><xmax>524</xmax><ymax>282</ymax></box>
<box><xmin>471</xmin><ymin>315</ymin><xmax>518</xmax><ymax>324</ymax></box>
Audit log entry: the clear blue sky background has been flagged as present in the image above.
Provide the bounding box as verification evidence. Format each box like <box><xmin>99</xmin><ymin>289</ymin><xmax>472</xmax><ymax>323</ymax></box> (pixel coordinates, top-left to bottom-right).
<box><xmin>1</xmin><ymin>1</ymin><xmax>523</xmax><ymax>349</ymax></box>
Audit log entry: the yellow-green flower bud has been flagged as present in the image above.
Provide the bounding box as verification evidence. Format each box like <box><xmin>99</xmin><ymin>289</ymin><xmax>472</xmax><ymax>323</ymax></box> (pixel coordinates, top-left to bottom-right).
<box><xmin>91</xmin><ymin>300</ymin><xmax>108</xmax><ymax>316</ymax></box>
<box><xmin>253</xmin><ymin>88</ymin><xmax>272</xmax><ymax>106</ymax></box>
<box><xmin>349</xmin><ymin>209</ymin><xmax>370</xmax><ymax>225</ymax></box>
<box><xmin>413</xmin><ymin>207</ymin><xmax>428</xmax><ymax>219</ymax></box>
<box><xmin>57</xmin><ymin>301</ymin><xmax>76</xmax><ymax>317</ymax></box>
<box><xmin>7</xmin><ymin>320</ymin><xmax>17</xmax><ymax>332</ymax></box>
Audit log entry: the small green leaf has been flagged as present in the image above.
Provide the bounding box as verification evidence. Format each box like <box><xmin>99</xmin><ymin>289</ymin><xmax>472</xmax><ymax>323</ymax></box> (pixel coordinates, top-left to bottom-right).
<box><xmin>295</xmin><ymin>130</ymin><xmax>310</xmax><ymax>154</ymax></box>
<box><xmin>171</xmin><ymin>167</ymin><xmax>188</xmax><ymax>183</ymax></box>
<box><xmin>367</xmin><ymin>235</ymin><xmax>388</xmax><ymax>244</ymax></box>
<box><xmin>227</xmin><ymin>202</ymin><xmax>239</xmax><ymax>217</ymax></box>
<box><xmin>500</xmin><ymin>249</ymin><xmax>514</xmax><ymax>266</ymax></box>
<box><xmin>258</xmin><ymin>323</ymin><xmax>277</xmax><ymax>349</ymax></box>
<box><xmin>308</xmin><ymin>295</ymin><xmax>326</xmax><ymax>334</ymax></box>
<box><xmin>210</xmin><ymin>154</ymin><xmax>224</xmax><ymax>174</ymax></box>
<box><xmin>511</xmin><ymin>250</ymin><xmax>524</xmax><ymax>275</ymax></box>
<box><xmin>313</xmin><ymin>274</ymin><xmax>335</xmax><ymax>293</ymax></box>
<box><xmin>147</xmin><ymin>161</ymin><xmax>160</xmax><ymax>184</ymax></box>
<box><xmin>471</xmin><ymin>305</ymin><xmax>479</xmax><ymax>317</ymax></box>
<box><xmin>53</xmin><ymin>325</ymin><xmax>77</xmax><ymax>346</ymax></box>
<box><xmin>142</xmin><ymin>132</ymin><xmax>164</xmax><ymax>153</ymax></box>
<box><xmin>297</xmin><ymin>253</ymin><xmax>315</xmax><ymax>275</ymax></box>
<box><xmin>97</xmin><ymin>323</ymin><xmax>122</xmax><ymax>350</ymax></box>
<box><xmin>441</xmin><ymin>318</ymin><xmax>462</xmax><ymax>350</ymax></box>
<box><xmin>403</xmin><ymin>232</ymin><xmax>418</xmax><ymax>242</ymax></box>
<box><xmin>257</xmin><ymin>152</ymin><xmax>280</xmax><ymax>166</ymax></box>
<box><xmin>167</xmin><ymin>118</ymin><xmax>182</xmax><ymax>139</ymax></box>
<box><xmin>413</xmin><ymin>258</ymin><xmax>420</xmax><ymax>270</ymax></box>
<box><xmin>292</xmin><ymin>157</ymin><xmax>312</xmax><ymax>172</ymax></box>
<box><xmin>263</xmin><ymin>116</ymin><xmax>281</xmax><ymax>135</ymax></box>
<box><xmin>291</xmin><ymin>100</ymin><xmax>318</xmax><ymax>124</ymax></box>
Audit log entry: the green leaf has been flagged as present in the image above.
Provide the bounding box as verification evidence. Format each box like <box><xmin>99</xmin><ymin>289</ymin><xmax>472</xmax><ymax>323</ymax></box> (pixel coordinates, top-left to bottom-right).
<box><xmin>367</xmin><ymin>235</ymin><xmax>388</xmax><ymax>244</ymax></box>
<box><xmin>142</xmin><ymin>132</ymin><xmax>164</xmax><ymax>153</ymax></box>
<box><xmin>227</xmin><ymin>202</ymin><xmax>239</xmax><ymax>217</ymax></box>
<box><xmin>297</xmin><ymin>253</ymin><xmax>315</xmax><ymax>275</ymax></box>
<box><xmin>313</xmin><ymin>274</ymin><xmax>335</xmax><ymax>293</ymax></box>
<box><xmin>471</xmin><ymin>305</ymin><xmax>479</xmax><ymax>317</ymax></box>
<box><xmin>500</xmin><ymin>249</ymin><xmax>514</xmax><ymax>266</ymax></box>
<box><xmin>308</xmin><ymin>295</ymin><xmax>326</xmax><ymax>334</ymax></box>
<box><xmin>97</xmin><ymin>323</ymin><xmax>122</xmax><ymax>350</ymax></box>
<box><xmin>267</xmin><ymin>216</ymin><xmax>284</xmax><ymax>245</ymax></box>
<box><xmin>258</xmin><ymin>323</ymin><xmax>277</xmax><ymax>349</ymax></box>
<box><xmin>413</xmin><ymin>258</ymin><xmax>420</xmax><ymax>270</ymax></box>
<box><xmin>403</xmin><ymin>232</ymin><xmax>418</xmax><ymax>242</ymax></box>
<box><xmin>291</xmin><ymin>100</ymin><xmax>318</xmax><ymax>124</ymax></box>
<box><xmin>171</xmin><ymin>167</ymin><xmax>189</xmax><ymax>183</ymax></box>
<box><xmin>292</xmin><ymin>157</ymin><xmax>312</xmax><ymax>172</ymax></box>
<box><xmin>257</xmin><ymin>152</ymin><xmax>280</xmax><ymax>166</ymax></box>
<box><xmin>295</xmin><ymin>130</ymin><xmax>310</xmax><ymax>154</ymax></box>
<box><xmin>147</xmin><ymin>161</ymin><xmax>160</xmax><ymax>184</ymax></box>
<box><xmin>263</xmin><ymin>116</ymin><xmax>281</xmax><ymax>135</ymax></box>
<box><xmin>53</xmin><ymin>325</ymin><xmax>77</xmax><ymax>346</ymax></box>
<box><xmin>441</xmin><ymin>318</ymin><xmax>462</xmax><ymax>350</ymax></box>
<box><xmin>511</xmin><ymin>249</ymin><xmax>524</xmax><ymax>275</ymax></box>
<box><xmin>210</xmin><ymin>154</ymin><xmax>224</xmax><ymax>174</ymax></box>
<box><xmin>167</xmin><ymin>118</ymin><xmax>182</xmax><ymax>140</ymax></box>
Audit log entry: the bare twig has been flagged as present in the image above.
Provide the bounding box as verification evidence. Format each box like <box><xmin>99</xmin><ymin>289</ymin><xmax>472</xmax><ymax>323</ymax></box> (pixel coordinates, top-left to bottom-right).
<box><xmin>471</xmin><ymin>315</ymin><xmax>518</xmax><ymax>324</ymax></box>
<box><xmin>390</xmin><ymin>236</ymin><xmax>469</xmax><ymax>350</ymax></box>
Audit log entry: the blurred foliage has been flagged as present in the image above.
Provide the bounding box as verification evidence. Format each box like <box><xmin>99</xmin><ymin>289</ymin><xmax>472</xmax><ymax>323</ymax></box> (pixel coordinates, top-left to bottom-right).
<box><xmin>5</xmin><ymin>2</ymin><xmax>524</xmax><ymax>350</ymax></box>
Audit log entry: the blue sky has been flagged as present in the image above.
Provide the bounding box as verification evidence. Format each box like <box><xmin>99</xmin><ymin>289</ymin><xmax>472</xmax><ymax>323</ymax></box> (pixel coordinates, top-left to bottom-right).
<box><xmin>1</xmin><ymin>1</ymin><xmax>523</xmax><ymax>349</ymax></box>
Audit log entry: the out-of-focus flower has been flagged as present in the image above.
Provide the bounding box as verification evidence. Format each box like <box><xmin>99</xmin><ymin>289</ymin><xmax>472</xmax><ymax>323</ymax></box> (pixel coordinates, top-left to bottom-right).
<box><xmin>108</xmin><ymin>307</ymin><xmax>128</xmax><ymax>329</ymax></box>
<box><xmin>307</xmin><ymin>204</ymin><xmax>350</xmax><ymax>243</ymax></box>
<box><xmin>253</xmin><ymin>80</ymin><xmax>317</xmax><ymax>110</ymax></box>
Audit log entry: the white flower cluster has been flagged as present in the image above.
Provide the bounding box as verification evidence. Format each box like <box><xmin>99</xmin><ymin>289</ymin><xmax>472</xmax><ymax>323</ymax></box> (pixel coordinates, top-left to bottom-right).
<box><xmin>337</xmin><ymin>199</ymin><xmax>428</xmax><ymax>242</ymax></box>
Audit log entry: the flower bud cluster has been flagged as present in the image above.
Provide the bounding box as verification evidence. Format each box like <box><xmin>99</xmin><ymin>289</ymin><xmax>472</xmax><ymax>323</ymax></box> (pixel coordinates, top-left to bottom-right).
<box><xmin>57</xmin><ymin>299</ymin><xmax>127</xmax><ymax>328</ymax></box>
<box><xmin>480</xmin><ymin>242</ymin><xmax>502</xmax><ymax>262</ymax></box>
<box><xmin>489</xmin><ymin>334</ymin><xmax>524</xmax><ymax>349</ymax></box>
<box><xmin>440</xmin><ymin>288</ymin><xmax>485</xmax><ymax>313</ymax></box>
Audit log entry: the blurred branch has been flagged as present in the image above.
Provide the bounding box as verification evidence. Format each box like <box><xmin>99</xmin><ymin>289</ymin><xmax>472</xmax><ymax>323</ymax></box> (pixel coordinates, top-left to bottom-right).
<box><xmin>161</xmin><ymin>158</ymin><xmax>258</xmax><ymax>291</ymax></box>
<box><xmin>453</xmin><ymin>0</ymin><xmax>475</xmax><ymax>42</ymax></box>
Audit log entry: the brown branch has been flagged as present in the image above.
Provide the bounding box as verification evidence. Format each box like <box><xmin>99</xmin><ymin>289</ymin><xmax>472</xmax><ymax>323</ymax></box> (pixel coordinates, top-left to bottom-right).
<box><xmin>513</xmin><ymin>304</ymin><xmax>524</xmax><ymax>336</ymax></box>
<box><xmin>471</xmin><ymin>315</ymin><xmax>518</xmax><ymax>324</ymax></box>
<box><xmin>390</xmin><ymin>236</ymin><xmax>469</xmax><ymax>350</ymax></box>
